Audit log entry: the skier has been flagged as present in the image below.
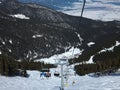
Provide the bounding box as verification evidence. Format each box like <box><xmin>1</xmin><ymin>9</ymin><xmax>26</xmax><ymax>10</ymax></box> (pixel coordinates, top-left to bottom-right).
<box><xmin>40</xmin><ymin>72</ymin><xmax>46</xmax><ymax>79</ymax></box>
<box><xmin>72</xmin><ymin>80</ymin><xmax>76</xmax><ymax>85</ymax></box>
<box><xmin>46</xmin><ymin>72</ymin><xmax>51</xmax><ymax>78</ymax></box>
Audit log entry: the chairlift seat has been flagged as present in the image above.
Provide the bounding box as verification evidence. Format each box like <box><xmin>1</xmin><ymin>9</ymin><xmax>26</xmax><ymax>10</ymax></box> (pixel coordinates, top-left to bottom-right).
<box><xmin>40</xmin><ymin>69</ymin><xmax>51</xmax><ymax>77</ymax></box>
<box><xmin>54</xmin><ymin>71</ymin><xmax>60</xmax><ymax>77</ymax></box>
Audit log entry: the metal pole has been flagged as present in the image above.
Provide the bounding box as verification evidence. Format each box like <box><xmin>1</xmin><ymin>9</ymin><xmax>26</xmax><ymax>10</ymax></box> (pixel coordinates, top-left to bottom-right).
<box><xmin>65</xmin><ymin>68</ymin><xmax>69</xmax><ymax>87</ymax></box>
<box><xmin>81</xmin><ymin>0</ymin><xmax>86</xmax><ymax>17</ymax></box>
<box><xmin>61</xmin><ymin>64</ymin><xmax>64</xmax><ymax>90</ymax></box>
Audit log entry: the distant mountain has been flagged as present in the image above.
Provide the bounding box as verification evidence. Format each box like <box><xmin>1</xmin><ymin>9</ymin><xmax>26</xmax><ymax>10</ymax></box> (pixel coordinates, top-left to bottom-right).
<box><xmin>0</xmin><ymin>0</ymin><xmax>120</xmax><ymax>62</ymax></box>
<box><xmin>60</xmin><ymin>0</ymin><xmax>120</xmax><ymax>21</ymax></box>
<box><xmin>17</xmin><ymin>0</ymin><xmax>120</xmax><ymax>21</ymax></box>
<box><xmin>17</xmin><ymin>0</ymin><xmax>80</xmax><ymax>10</ymax></box>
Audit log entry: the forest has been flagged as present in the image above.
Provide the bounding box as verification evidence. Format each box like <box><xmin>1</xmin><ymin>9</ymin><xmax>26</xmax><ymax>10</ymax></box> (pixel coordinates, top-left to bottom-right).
<box><xmin>0</xmin><ymin>53</ymin><xmax>55</xmax><ymax>77</ymax></box>
<box><xmin>75</xmin><ymin>45</ymin><xmax>120</xmax><ymax>75</ymax></box>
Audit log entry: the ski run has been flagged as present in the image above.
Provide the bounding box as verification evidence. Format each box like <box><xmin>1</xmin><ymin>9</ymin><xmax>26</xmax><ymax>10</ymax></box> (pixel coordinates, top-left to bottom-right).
<box><xmin>0</xmin><ymin>68</ymin><xmax>120</xmax><ymax>90</ymax></box>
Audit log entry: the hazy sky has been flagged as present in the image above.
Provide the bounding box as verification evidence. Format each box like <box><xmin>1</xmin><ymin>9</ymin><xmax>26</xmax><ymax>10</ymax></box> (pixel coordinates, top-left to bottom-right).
<box><xmin>61</xmin><ymin>0</ymin><xmax>120</xmax><ymax>21</ymax></box>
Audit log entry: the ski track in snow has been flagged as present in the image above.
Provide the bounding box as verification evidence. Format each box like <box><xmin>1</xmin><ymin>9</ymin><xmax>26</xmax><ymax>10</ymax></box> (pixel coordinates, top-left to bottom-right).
<box><xmin>75</xmin><ymin>32</ymin><xmax>83</xmax><ymax>46</ymax></box>
<box><xmin>99</xmin><ymin>41</ymin><xmax>120</xmax><ymax>53</ymax></box>
<box><xmin>86</xmin><ymin>41</ymin><xmax>120</xmax><ymax>64</ymax></box>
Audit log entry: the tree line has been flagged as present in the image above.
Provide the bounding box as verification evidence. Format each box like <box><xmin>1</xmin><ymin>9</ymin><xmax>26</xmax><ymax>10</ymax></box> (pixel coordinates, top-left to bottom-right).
<box><xmin>0</xmin><ymin>53</ymin><xmax>56</xmax><ymax>76</ymax></box>
<box><xmin>74</xmin><ymin>45</ymin><xmax>120</xmax><ymax>75</ymax></box>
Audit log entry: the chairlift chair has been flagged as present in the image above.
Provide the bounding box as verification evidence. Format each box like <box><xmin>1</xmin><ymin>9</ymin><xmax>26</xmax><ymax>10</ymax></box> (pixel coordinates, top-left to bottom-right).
<box><xmin>40</xmin><ymin>68</ymin><xmax>51</xmax><ymax>77</ymax></box>
<box><xmin>54</xmin><ymin>71</ymin><xmax>60</xmax><ymax>77</ymax></box>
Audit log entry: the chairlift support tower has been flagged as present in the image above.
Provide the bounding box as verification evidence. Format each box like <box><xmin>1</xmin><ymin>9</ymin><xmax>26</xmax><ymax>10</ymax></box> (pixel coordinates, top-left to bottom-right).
<box><xmin>55</xmin><ymin>0</ymin><xmax>86</xmax><ymax>89</ymax></box>
<box><xmin>56</xmin><ymin>58</ymin><xmax>69</xmax><ymax>90</ymax></box>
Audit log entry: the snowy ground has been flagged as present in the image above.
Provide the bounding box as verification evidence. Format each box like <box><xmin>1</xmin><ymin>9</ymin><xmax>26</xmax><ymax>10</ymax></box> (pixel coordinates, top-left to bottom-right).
<box><xmin>10</xmin><ymin>14</ymin><xmax>30</xmax><ymax>19</ymax></box>
<box><xmin>36</xmin><ymin>47</ymin><xmax>83</xmax><ymax>64</ymax></box>
<box><xmin>0</xmin><ymin>68</ymin><xmax>120</xmax><ymax>90</ymax></box>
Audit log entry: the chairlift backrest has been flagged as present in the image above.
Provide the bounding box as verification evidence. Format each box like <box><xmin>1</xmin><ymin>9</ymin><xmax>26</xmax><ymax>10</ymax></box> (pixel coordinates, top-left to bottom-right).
<box><xmin>54</xmin><ymin>71</ymin><xmax>60</xmax><ymax>77</ymax></box>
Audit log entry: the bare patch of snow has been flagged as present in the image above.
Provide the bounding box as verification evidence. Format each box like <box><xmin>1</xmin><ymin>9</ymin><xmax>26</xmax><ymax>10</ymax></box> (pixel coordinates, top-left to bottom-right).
<box><xmin>0</xmin><ymin>51</ymin><xmax>2</xmax><ymax>55</ymax></box>
<box><xmin>26</xmin><ymin>51</ymin><xmax>38</xmax><ymax>60</ymax></box>
<box><xmin>75</xmin><ymin>32</ymin><xmax>83</xmax><ymax>45</ymax></box>
<box><xmin>10</xmin><ymin>14</ymin><xmax>30</xmax><ymax>19</ymax></box>
<box><xmin>115</xmin><ymin>41</ymin><xmax>120</xmax><ymax>46</ymax></box>
<box><xmin>9</xmin><ymin>39</ymin><xmax>12</xmax><ymax>44</ymax></box>
<box><xmin>2</xmin><ymin>41</ymin><xmax>5</xmax><ymax>45</ymax></box>
<box><xmin>75</xmin><ymin>55</ymin><xmax>95</xmax><ymax>65</ymax></box>
<box><xmin>46</xmin><ymin>44</ymin><xmax>50</xmax><ymax>47</ymax></box>
<box><xmin>8</xmin><ymin>49</ymin><xmax>12</xmax><ymax>53</ymax></box>
<box><xmin>36</xmin><ymin>47</ymin><xmax>83</xmax><ymax>64</ymax></box>
<box><xmin>33</xmin><ymin>51</ymin><xmax>38</xmax><ymax>59</ymax></box>
<box><xmin>86</xmin><ymin>55</ymin><xmax>94</xmax><ymax>64</ymax></box>
<box><xmin>26</xmin><ymin>51</ymin><xmax>32</xmax><ymax>58</ymax></box>
<box><xmin>87</xmin><ymin>42</ymin><xmax>95</xmax><ymax>47</ymax></box>
<box><xmin>32</xmin><ymin>34</ymin><xmax>43</xmax><ymax>38</ymax></box>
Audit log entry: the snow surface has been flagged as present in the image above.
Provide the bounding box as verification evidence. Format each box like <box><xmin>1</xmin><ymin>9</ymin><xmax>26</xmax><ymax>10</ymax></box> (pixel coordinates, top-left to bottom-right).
<box><xmin>2</xmin><ymin>41</ymin><xmax>5</xmax><ymax>45</ymax></box>
<box><xmin>36</xmin><ymin>41</ymin><xmax>120</xmax><ymax>65</ymax></box>
<box><xmin>0</xmin><ymin>68</ymin><xmax>120</xmax><ymax>90</ymax></box>
<box><xmin>8</xmin><ymin>49</ymin><xmax>12</xmax><ymax>53</ymax></box>
<box><xmin>9</xmin><ymin>40</ymin><xmax>12</xmax><ymax>44</ymax></box>
<box><xmin>75</xmin><ymin>32</ymin><xmax>83</xmax><ymax>45</ymax></box>
<box><xmin>10</xmin><ymin>14</ymin><xmax>30</xmax><ymax>19</ymax></box>
<box><xmin>36</xmin><ymin>47</ymin><xmax>83</xmax><ymax>64</ymax></box>
<box><xmin>32</xmin><ymin>34</ymin><xmax>43</xmax><ymax>38</ymax></box>
<box><xmin>60</xmin><ymin>0</ymin><xmax>120</xmax><ymax>21</ymax></box>
<box><xmin>87</xmin><ymin>42</ymin><xmax>95</xmax><ymax>47</ymax></box>
<box><xmin>86</xmin><ymin>55</ymin><xmax>94</xmax><ymax>64</ymax></box>
<box><xmin>0</xmin><ymin>51</ymin><xmax>2</xmax><ymax>54</ymax></box>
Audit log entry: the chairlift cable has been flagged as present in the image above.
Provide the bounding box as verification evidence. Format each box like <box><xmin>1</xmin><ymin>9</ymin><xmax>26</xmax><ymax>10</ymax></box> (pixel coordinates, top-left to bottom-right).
<box><xmin>81</xmin><ymin>0</ymin><xmax>86</xmax><ymax>17</ymax></box>
<box><xmin>72</xmin><ymin>0</ymin><xmax>86</xmax><ymax>72</ymax></box>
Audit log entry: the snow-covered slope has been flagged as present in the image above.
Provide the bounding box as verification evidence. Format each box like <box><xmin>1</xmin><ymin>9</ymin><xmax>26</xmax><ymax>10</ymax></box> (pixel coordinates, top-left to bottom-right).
<box><xmin>36</xmin><ymin>47</ymin><xmax>83</xmax><ymax>64</ymax></box>
<box><xmin>0</xmin><ymin>69</ymin><xmax>120</xmax><ymax>90</ymax></box>
<box><xmin>10</xmin><ymin>14</ymin><xmax>30</xmax><ymax>19</ymax></box>
<box><xmin>86</xmin><ymin>41</ymin><xmax>120</xmax><ymax>64</ymax></box>
<box><xmin>98</xmin><ymin>41</ymin><xmax>120</xmax><ymax>53</ymax></box>
<box><xmin>0</xmin><ymin>0</ymin><xmax>120</xmax><ymax>62</ymax></box>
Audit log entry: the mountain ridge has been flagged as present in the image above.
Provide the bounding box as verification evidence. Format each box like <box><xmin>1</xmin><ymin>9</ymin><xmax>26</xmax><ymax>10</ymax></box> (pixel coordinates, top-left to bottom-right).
<box><xmin>0</xmin><ymin>0</ymin><xmax>120</xmax><ymax>62</ymax></box>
